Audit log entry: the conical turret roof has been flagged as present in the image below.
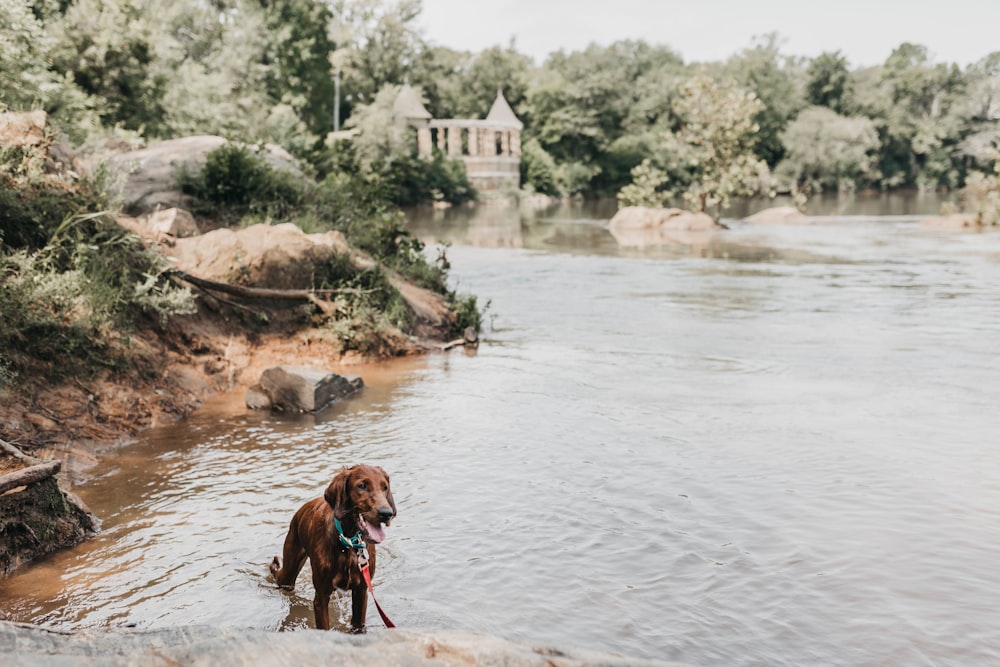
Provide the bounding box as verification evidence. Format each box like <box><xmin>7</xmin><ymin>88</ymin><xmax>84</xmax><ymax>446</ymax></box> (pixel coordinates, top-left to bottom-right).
<box><xmin>485</xmin><ymin>90</ymin><xmax>522</xmax><ymax>129</ymax></box>
<box><xmin>393</xmin><ymin>83</ymin><xmax>432</xmax><ymax>120</ymax></box>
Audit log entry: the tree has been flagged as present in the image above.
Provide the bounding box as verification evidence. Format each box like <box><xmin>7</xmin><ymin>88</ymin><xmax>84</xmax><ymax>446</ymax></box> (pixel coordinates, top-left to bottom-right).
<box><xmin>627</xmin><ymin>74</ymin><xmax>770</xmax><ymax>220</ymax></box>
<box><xmin>258</xmin><ymin>0</ymin><xmax>337</xmax><ymax>141</ymax></box>
<box><xmin>775</xmin><ymin>106</ymin><xmax>880</xmax><ymax>191</ymax></box>
<box><xmin>46</xmin><ymin>0</ymin><xmax>167</xmax><ymax>134</ymax></box>
<box><xmin>343</xmin><ymin>83</ymin><xmax>412</xmax><ymax>173</ymax></box>
<box><xmin>723</xmin><ymin>33</ymin><xmax>805</xmax><ymax>167</ymax></box>
<box><xmin>526</xmin><ymin>40</ymin><xmax>684</xmax><ymax>195</ymax></box>
<box><xmin>616</xmin><ymin>159</ymin><xmax>672</xmax><ymax>208</ymax></box>
<box><xmin>330</xmin><ymin>0</ymin><xmax>425</xmax><ymax>115</ymax></box>
<box><xmin>806</xmin><ymin>51</ymin><xmax>852</xmax><ymax>113</ymax></box>
<box><xmin>871</xmin><ymin>42</ymin><xmax>969</xmax><ymax>188</ymax></box>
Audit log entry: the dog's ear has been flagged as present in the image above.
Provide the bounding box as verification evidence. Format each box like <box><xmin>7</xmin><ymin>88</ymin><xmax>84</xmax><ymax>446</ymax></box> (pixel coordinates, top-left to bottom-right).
<box><xmin>324</xmin><ymin>467</ymin><xmax>352</xmax><ymax>518</ymax></box>
<box><xmin>377</xmin><ymin>466</ymin><xmax>397</xmax><ymax>518</ymax></box>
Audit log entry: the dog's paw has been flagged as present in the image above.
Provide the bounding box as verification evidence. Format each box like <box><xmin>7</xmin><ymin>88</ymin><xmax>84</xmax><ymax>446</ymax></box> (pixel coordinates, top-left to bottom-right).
<box><xmin>269</xmin><ymin>556</ymin><xmax>281</xmax><ymax>577</ymax></box>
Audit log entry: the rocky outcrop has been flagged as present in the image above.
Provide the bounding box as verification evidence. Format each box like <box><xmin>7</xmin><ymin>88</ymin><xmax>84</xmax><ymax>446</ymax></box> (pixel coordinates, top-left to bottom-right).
<box><xmin>609</xmin><ymin>206</ymin><xmax>719</xmax><ymax>232</ymax></box>
<box><xmin>164</xmin><ymin>223</ymin><xmax>455</xmax><ymax>339</ymax></box>
<box><xmin>0</xmin><ymin>623</ymin><xmax>681</xmax><ymax>667</ymax></box>
<box><xmin>166</xmin><ymin>222</ymin><xmax>351</xmax><ymax>290</ymax></box>
<box><xmin>0</xmin><ymin>440</ymin><xmax>98</xmax><ymax>578</ymax></box>
<box><xmin>744</xmin><ymin>206</ymin><xmax>808</xmax><ymax>224</ymax></box>
<box><xmin>609</xmin><ymin>206</ymin><xmax>721</xmax><ymax>249</ymax></box>
<box><xmin>94</xmin><ymin>136</ymin><xmax>303</xmax><ymax>212</ymax></box>
<box><xmin>0</xmin><ymin>110</ymin><xmax>79</xmax><ymax>177</ymax></box>
<box><xmin>247</xmin><ymin>366</ymin><xmax>363</xmax><ymax>412</ymax></box>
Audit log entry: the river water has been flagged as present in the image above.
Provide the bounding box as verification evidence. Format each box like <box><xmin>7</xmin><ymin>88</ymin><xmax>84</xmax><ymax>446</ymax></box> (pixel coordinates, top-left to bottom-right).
<box><xmin>3</xmin><ymin>196</ymin><xmax>1000</xmax><ymax>666</ymax></box>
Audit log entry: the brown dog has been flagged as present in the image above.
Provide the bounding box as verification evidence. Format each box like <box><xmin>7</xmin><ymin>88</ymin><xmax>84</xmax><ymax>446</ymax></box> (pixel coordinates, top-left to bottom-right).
<box><xmin>270</xmin><ymin>464</ymin><xmax>396</xmax><ymax>632</ymax></box>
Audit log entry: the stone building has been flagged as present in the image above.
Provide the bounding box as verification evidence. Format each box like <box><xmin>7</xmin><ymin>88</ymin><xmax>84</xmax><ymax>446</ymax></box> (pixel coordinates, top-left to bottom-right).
<box><xmin>394</xmin><ymin>85</ymin><xmax>522</xmax><ymax>192</ymax></box>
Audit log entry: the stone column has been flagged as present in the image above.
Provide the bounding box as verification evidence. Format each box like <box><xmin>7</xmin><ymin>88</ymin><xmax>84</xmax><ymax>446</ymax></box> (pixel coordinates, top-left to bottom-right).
<box><xmin>510</xmin><ymin>130</ymin><xmax>521</xmax><ymax>157</ymax></box>
<box><xmin>436</xmin><ymin>127</ymin><xmax>446</xmax><ymax>153</ymax></box>
<box><xmin>417</xmin><ymin>128</ymin><xmax>432</xmax><ymax>158</ymax></box>
<box><xmin>447</xmin><ymin>126</ymin><xmax>461</xmax><ymax>157</ymax></box>
<box><xmin>468</xmin><ymin>127</ymin><xmax>479</xmax><ymax>156</ymax></box>
<box><xmin>500</xmin><ymin>130</ymin><xmax>510</xmax><ymax>156</ymax></box>
<box><xmin>483</xmin><ymin>130</ymin><xmax>496</xmax><ymax>156</ymax></box>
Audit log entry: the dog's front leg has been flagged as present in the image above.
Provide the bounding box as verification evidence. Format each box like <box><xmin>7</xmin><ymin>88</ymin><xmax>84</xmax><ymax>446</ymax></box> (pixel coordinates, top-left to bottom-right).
<box><xmin>312</xmin><ymin>578</ymin><xmax>334</xmax><ymax>630</ymax></box>
<box><xmin>350</xmin><ymin>583</ymin><xmax>368</xmax><ymax>633</ymax></box>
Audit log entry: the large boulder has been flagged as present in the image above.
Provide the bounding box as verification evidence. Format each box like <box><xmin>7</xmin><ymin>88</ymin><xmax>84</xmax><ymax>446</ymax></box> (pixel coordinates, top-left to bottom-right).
<box><xmin>609</xmin><ymin>206</ymin><xmax>719</xmax><ymax>232</ymax></box>
<box><xmin>97</xmin><ymin>136</ymin><xmax>304</xmax><ymax>212</ymax></box>
<box><xmin>247</xmin><ymin>366</ymin><xmax>363</xmax><ymax>412</ymax></box>
<box><xmin>166</xmin><ymin>223</ymin><xmax>350</xmax><ymax>290</ymax></box>
<box><xmin>744</xmin><ymin>206</ymin><xmax>808</xmax><ymax>224</ymax></box>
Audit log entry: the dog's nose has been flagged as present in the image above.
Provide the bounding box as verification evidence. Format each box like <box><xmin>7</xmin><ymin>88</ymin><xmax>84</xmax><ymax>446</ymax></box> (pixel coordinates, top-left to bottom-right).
<box><xmin>377</xmin><ymin>508</ymin><xmax>394</xmax><ymax>522</ymax></box>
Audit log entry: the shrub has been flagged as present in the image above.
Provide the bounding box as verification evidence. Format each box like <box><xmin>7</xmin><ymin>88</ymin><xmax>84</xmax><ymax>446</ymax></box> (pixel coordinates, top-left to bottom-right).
<box><xmin>180</xmin><ymin>143</ymin><xmax>304</xmax><ymax>221</ymax></box>
<box><xmin>0</xmin><ymin>139</ymin><xmax>194</xmax><ymax>381</ymax></box>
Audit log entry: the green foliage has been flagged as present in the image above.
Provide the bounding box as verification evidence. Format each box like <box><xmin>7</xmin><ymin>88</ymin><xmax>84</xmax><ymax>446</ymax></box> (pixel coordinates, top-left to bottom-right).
<box><xmin>621</xmin><ymin>74</ymin><xmax>770</xmax><ymax>219</ymax></box>
<box><xmin>723</xmin><ymin>33</ymin><xmax>806</xmax><ymax>167</ymax></box>
<box><xmin>330</xmin><ymin>0</ymin><xmax>425</xmax><ymax>114</ymax></box>
<box><xmin>520</xmin><ymin>137</ymin><xmax>559</xmax><ymax>195</ymax></box>
<box><xmin>452</xmin><ymin>294</ymin><xmax>487</xmax><ymax>336</ymax></box>
<box><xmin>46</xmin><ymin>0</ymin><xmax>166</xmax><ymax>134</ymax></box>
<box><xmin>328</xmin><ymin>84</ymin><xmax>475</xmax><ymax>207</ymax></box>
<box><xmin>385</xmin><ymin>152</ymin><xmax>476</xmax><ymax>207</ymax></box>
<box><xmin>0</xmin><ymin>133</ymin><xmax>193</xmax><ymax>380</ymax></box>
<box><xmin>776</xmin><ymin>106</ymin><xmax>880</xmax><ymax>191</ymax></box>
<box><xmin>259</xmin><ymin>0</ymin><xmax>337</xmax><ymax>141</ymax></box>
<box><xmin>617</xmin><ymin>159</ymin><xmax>672</xmax><ymax>208</ymax></box>
<box><xmin>417</xmin><ymin>43</ymin><xmax>533</xmax><ymax>120</ymax></box>
<box><xmin>960</xmin><ymin>158</ymin><xmax>1000</xmax><ymax>225</ymax></box>
<box><xmin>180</xmin><ymin>143</ymin><xmax>304</xmax><ymax>220</ymax></box>
<box><xmin>526</xmin><ymin>40</ymin><xmax>685</xmax><ymax>195</ymax></box>
<box><xmin>807</xmin><ymin>51</ymin><xmax>853</xmax><ymax>113</ymax></box>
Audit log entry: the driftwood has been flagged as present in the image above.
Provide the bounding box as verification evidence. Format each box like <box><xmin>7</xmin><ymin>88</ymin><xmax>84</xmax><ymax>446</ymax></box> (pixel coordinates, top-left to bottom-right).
<box><xmin>0</xmin><ymin>461</ymin><xmax>61</xmax><ymax>495</ymax></box>
<box><xmin>169</xmin><ymin>270</ymin><xmax>383</xmax><ymax>316</ymax></box>
<box><xmin>171</xmin><ymin>270</ymin><xmax>373</xmax><ymax>301</ymax></box>
<box><xmin>0</xmin><ymin>438</ymin><xmax>39</xmax><ymax>464</ymax></box>
<box><xmin>439</xmin><ymin>326</ymin><xmax>480</xmax><ymax>351</ymax></box>
<box><xmin>0</xmin><ymin>438</ymin><xmax>60</xmax><ymax>495</ymax></box>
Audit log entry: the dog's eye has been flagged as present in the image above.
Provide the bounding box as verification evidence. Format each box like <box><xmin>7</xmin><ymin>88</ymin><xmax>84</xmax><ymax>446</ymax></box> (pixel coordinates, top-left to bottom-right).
<box><xmin>357</xmin><ymin>481</ymin><xmax>368</xmax><ymax>490</ymax></box>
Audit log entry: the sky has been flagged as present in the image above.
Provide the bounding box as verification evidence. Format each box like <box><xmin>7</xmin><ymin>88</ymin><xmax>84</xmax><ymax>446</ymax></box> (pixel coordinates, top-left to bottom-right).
<box><xmin>417</xmin><ymin>0</ymin><xmax>1000</xmax><ymax>68</ymax></box>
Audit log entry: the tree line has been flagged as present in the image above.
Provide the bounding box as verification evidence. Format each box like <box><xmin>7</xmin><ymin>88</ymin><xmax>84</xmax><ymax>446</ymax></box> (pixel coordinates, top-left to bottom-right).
<box><xmin>3</xmin><ymin>0</ymin><xmax>999</xmax><ymax>206</ymax></box>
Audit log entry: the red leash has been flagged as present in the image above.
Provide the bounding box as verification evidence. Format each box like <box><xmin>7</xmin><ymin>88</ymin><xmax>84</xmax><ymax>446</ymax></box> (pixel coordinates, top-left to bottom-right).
<box><xmin>360</xmin><ymin>562</ymin><xmax>395</xmax><ymax>628</ymax></box>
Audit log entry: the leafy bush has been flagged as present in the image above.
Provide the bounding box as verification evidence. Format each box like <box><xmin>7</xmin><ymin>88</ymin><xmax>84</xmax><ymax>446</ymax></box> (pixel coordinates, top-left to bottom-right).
<box><xmin>180</xmin><ymin>143</ymin><xmax>304</xmax><ymax>221</ymax></box>
<box><xmin>0</xmin><ymin>139</ymin><xmax>195</xmax><ymax>381</ymax></box>
<box><xmin>520</xmin><ymin>137</ymin><xmax>560</xmax><ymax>196</ymax></box>
<box><xmin>617</xmin><ymin>159</ymin><xmax>673</xmax><ymax>208</ymax></box>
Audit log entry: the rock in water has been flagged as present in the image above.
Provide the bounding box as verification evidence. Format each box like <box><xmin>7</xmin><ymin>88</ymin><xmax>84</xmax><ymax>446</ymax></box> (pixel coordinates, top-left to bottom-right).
<box><xmin>247</xmin><ymin>366</ymin><xmax>363</xmax><ymax>413</ymax></box>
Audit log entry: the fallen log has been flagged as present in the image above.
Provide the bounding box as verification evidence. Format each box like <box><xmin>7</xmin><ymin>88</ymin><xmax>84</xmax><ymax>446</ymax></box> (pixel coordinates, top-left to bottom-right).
<box><xmin>0</xmin><ymin>438</ymin><xmax>40</xmax><ymax>464</ymax></box>
<box><xmin>0</xmin><ymin>461</ymin><xmax>61</xmax><ymax>495</ymax></box>
<box><xmin>170</xmin><ymin>270</ymin><xmax>372</xmax><ymax>301</ymax></box>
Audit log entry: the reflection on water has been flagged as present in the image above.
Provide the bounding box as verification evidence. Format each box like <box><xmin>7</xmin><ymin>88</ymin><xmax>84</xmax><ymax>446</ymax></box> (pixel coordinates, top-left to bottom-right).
<box><xmin>3</xmin><ymin>202</ymin><xmax>1000</xmax><ymax>666</ymax></box>
<box><xmin>408</xmin><ymin>192</ymin><xmax>959</xmax><ymax>260</ymax></box>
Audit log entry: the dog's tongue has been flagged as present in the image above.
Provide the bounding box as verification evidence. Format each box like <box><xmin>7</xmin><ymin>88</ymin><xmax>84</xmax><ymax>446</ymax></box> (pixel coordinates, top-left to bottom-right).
<box><xmin>360</xmin><ymin>517</ymin><xmax>386</xmax><ymax>544</ymax></box>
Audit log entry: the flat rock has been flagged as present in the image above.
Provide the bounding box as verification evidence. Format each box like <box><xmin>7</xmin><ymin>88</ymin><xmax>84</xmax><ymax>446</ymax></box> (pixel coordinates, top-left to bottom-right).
<box><xmin>744</xmin><ymin>206</ymin><xmax>808</xmax><ymax>224</ymax></box>
<box><xmin>0</xmin><ymin>622</ymin><xmax>683</xmax><ymax>667</ymax></box>
<box><xmin>248</xmin><ymin>366</ymin><xmax>363</xmax><ymax>413</ymax></box>
<box><xmin>609</xmin><ymin>206</ymin><xmax>719</xmax><ymax>231</ymax></box>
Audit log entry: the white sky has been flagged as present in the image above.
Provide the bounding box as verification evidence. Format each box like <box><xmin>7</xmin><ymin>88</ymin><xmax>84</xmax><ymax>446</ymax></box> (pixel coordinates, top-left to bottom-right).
<box><xmin>417</xmin><ymin>0</ymin><xmax>1000</xmax><ymax>68</ymax></box>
